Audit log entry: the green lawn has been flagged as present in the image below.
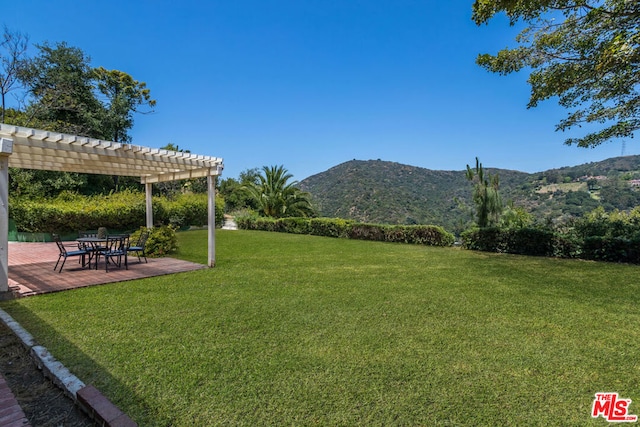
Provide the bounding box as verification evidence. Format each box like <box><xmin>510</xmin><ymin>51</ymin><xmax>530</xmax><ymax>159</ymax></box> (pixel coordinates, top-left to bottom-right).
<box><xmin>2</xmin><ymin>230</ymin><xmax>639</xmax><ymax>426</ymax></box>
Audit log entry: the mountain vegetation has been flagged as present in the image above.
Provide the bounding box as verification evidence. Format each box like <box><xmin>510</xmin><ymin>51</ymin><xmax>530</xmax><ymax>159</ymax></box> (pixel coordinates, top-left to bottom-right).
<box><xmin>299</xmin><ymin>156</ymin><xmax>640</xmax><ymax>234</ymax></box>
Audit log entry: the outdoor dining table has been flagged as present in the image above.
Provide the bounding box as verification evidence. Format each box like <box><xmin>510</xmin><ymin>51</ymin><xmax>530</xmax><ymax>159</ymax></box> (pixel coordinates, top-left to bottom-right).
<box><xmin>76</xmin><ymin>235</ymin><xmax>129</xmax><ymax>271</ymax></box>
<box><xmin>76</xmin><ymin>237</ymin><xmax>106</xmax><ymax>269</ymax></box>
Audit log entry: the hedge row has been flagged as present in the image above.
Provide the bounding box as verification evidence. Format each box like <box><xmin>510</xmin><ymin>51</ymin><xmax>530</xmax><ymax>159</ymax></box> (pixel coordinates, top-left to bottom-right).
<box><xmin>236</xmin><ymin>216</ymin><xmax>455</xmax><ymax>247</ymax></box>
<box><xmin>462</xmin><ymin>228</ymin><xmax>555</xmax><ymax>256</ymax></box>
<box><xmin>9</xmin><ymin>191</ymin><xmax>225</xmax><ymax>234</ymax></box>
<box><xmin>461</xmin><ymin>227</ymin><xmax>640</xmax><ymax>264</ymax></box>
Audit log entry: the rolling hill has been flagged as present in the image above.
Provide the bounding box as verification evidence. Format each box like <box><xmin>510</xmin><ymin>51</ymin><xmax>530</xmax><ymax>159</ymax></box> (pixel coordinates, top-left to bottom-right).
<box><xmin>298</xmin><ymin>156</ymin><xmax>640</xmax><ymax>233</ymax></box>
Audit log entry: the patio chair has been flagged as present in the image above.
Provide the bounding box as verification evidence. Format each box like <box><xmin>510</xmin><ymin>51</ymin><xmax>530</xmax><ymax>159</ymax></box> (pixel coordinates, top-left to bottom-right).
<box><xmin>77</xmin><ymin>230</ymin><xmax>105</xmax><ymax>265</ymax></box>
<box><xmin>78</xmin><ymin>230</ymin><xmax>98</xmax><ymax>238</ymax></box>
<box><xmin>96</xmin><ymin>235</ymin><xmax>129</xmax><ymax>272</ymax></box>
<box><xmin>53</xmin><ymin>234</ymin><xmax>90</xmax><ymax>273</ymax></box>
<box><xmin>127</xmin><ymin>230</ymin><xmax>149</xmax><ymax>263</ymax></box>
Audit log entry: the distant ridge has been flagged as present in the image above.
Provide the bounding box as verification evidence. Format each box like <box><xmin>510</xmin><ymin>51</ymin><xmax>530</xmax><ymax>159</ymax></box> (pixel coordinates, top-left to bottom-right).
<box><xmin>299</xmin><ymin>156</ymin><xmax>640</xmax><ymax>233</ymax></box>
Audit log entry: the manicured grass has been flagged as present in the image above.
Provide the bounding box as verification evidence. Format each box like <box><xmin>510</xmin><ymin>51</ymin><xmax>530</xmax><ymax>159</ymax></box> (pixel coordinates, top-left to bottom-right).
<box><xmin>2</xmin><ymin>230</ymin><xmax>640</xmax><ymax>425</ymax></box>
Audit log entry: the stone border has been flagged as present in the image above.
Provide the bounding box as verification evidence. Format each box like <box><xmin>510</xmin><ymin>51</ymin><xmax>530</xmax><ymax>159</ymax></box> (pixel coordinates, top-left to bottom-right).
<box><xmin>0</xmin><ymin>308</ymin><xmax>137</xmax><ymax>427</ymax></box>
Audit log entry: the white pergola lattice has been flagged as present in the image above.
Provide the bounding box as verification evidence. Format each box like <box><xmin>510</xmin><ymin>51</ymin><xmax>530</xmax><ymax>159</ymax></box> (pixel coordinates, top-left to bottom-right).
<box><xmin>0</xmin><ymin>123</ymin><xmax>224</xmax><ymax>292</ymax></box>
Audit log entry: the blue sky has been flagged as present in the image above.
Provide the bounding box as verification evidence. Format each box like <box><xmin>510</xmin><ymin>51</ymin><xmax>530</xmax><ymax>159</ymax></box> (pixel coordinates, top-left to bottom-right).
<box><xmin>4</xmin><ymin>1</ymin><xmax>638</xmax><ymax>181</ymax></box>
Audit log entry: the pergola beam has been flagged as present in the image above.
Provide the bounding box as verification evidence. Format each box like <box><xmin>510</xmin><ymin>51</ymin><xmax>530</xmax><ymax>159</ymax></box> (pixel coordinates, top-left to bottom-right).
<box><xmin>141</xmin><ymin>166</ymin><xmax>223</xmax><ymax>184</ymax></box>
<box><xmin>3</xmin><ymin>126</ymin><xmax>222</xmax><ymax>175</ymax></box>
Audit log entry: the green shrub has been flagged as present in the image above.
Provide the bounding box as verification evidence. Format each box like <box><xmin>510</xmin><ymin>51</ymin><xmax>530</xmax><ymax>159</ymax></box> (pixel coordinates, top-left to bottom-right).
<box><xmin>461</xmin><ymin>227</ymin><xmax>503</xmax><ymax>252</ymax></box>
<box><xmin>552</xmin><ymin>233</ymin><xmax>583</xmax><ymax>259</ymax></box>
<box><xmin>278</xmin><ymin>217</ymin><xmax>311</xmax><ymax>234</ymax></box>
<box><xmin>348</xmin><ymin>223</ymin><xmax>387</xmax><ymax>241</ymax></box>
<box><xmin>574</xmin><ymin>206</ymin><xmax>640</xmax><ymax>240</ymax></box>
<box><xmin>462</xmin><ymin>227</ymin><xmax>554</xmax><ymax>257</ymax></box>
<box><xmin>582</xmin><ymin>236</ymin><xmax>640</xmax><ymax>264</ymax></box>
<box><xmin>158</xmin><ymin>193</ymin><xmax>223</xmax><ymax>229</ymax></box>
<box><xmin>402</xmin><ymin>225</ymin><xmax>456</xmax><ymax>246</ymax></box>
<box><xmin>9</xmin><ymin>191</ymin><xmax>224</xmax><ymax>234</ymax></box>
<box><xmin>235</xmin><ymin>216</ymin><xmax>455</xmax><ymax>247</ymax></box>
<box><xmin>234</xmin><ymin>214</ymin><xmax>258</xmax><ymax>230</ymax></box>
<box><xmin>10</xmin><ymin>190</ymin><xmax>146</xmax><ymax>233</ymax></box>
<box><xmin>502</xmin><ymin>228</ymin><xmax>555</xmax><ymax>257</ymax></box>
<box><xmin>308</xmin><ymin>218</ymin><xmax>352</xmax><ymax>238</ymax></box>
<box><xmin>130</xmin><ymin>225</ymin><xmax>178</xmax><ymax>257</ymax></box>
<box><xmin>461</xmin><ymin>211</ymin><xmax>640</xmax><ymax>263</ymax></box>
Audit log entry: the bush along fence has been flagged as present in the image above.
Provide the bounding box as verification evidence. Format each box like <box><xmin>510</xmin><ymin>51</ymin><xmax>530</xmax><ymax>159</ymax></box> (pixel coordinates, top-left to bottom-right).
<box><xmin>235</xmin><ymin>216</ymin><xmax>455</xmax><ymax>247</ymax></box>
<box><xmin>461</xmin><ymin>222</ymin><xmax>640</xmax><ymax>264</ymax></box>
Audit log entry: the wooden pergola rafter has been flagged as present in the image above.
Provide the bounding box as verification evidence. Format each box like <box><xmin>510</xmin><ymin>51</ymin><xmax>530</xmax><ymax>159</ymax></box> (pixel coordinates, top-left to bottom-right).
<box><xmin>0</xmin><ymin>123</ymin><xmax>224</xmax><ymax>292</ymax></box>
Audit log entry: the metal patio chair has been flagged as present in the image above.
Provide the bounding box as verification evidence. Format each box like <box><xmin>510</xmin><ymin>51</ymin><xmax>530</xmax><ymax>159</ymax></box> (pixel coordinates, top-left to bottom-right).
<box><xmin>95</xmin><ymin>235</ymin><xmax>129</xmax><ymax>272</ymax></box>
<box><xmin>53</xmin><ymin>234</ymin><xmax>90</xmax><ymax>273</ymax></box>
<box><xmin>127</xmin><ymin>230</ymin><xmax>149</xmax><ymax>263</ymax></box>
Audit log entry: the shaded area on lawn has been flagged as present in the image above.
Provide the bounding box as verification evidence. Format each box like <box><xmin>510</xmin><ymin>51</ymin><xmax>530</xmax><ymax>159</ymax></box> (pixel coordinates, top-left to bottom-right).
<box><xmin>0</xmin><ymin>321</ymin><xmax>93</xmax><ymax>426</ymax></box>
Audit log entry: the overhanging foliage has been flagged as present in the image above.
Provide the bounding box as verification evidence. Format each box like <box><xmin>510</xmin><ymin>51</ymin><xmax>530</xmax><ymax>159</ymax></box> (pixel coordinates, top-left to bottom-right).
<box><xmin>473</xmin><ymin>0</ymin><xmax>640</xmax><ymax>147</ymax></box>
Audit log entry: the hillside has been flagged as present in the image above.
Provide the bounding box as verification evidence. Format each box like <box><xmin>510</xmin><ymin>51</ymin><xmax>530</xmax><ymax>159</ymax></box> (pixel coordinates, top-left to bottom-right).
<box><xmin>299</xmin><ymin>156</ymin><xmax>640</xmax><ymax>233</ymax></box>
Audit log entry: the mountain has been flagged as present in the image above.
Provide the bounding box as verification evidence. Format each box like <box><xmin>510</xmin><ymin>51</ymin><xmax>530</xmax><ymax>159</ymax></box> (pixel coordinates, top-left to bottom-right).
<box><xmin>298</xmin><ymin>156</ymin><xmax>640</xmax><ymax>233</ymax></box>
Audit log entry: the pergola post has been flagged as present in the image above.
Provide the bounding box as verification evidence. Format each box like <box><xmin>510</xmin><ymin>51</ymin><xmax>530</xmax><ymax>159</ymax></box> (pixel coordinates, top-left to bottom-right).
<box><xmin>145</xmin><ymin>182</ymin><xmax>153</xmax><ymax>229</ymax></box>
<box><xmin>0</xmin><ymin>138</ymin><xmax>13</xmax><ymax>293</ymax></box>
<box><xmin>207</xmin><ymin>174</ymin><xmax>216</xmax><ymax>267</ymax></box>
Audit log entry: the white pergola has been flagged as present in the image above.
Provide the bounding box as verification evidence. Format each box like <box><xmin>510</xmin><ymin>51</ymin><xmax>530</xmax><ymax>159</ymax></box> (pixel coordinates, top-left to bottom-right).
<box><xmin>0</xmin><ymin>123</ymin><xmax>224</xmax><ymax>293</ymax></box>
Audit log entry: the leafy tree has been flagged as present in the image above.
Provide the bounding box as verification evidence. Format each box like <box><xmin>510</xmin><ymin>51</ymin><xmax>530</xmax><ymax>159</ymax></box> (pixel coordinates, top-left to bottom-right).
<box><xmin>7</xmin><ymin>41</ymin><xmax>155</xmax><ymax>196</ymax></box>
<box><xmin>218</xmin><ymin>168</ymin><xmax>261</xmax><ymax>212</ymax></box>
<box><xmin>473</xmin><ymin>0</ymin><xmax>640</xmax><ymax>147</ymax></box>
<box><xmin>243</xmin><ymin>165</ymin><xmax>315</xmax><ymax>218</ymax></box>
<box><xmin>94</xmin><ymin>68</ymin><xmax>157</xmax><ymax>192</ymax></box>
<box><xmin>9</xmin><ymin>168</ymin><xmax>86</xmax><ymax>198</ymax></box>
<box><xmin>0</xmin><ymin>26</ymin><xmax>29</xmax><ymax>123</ymax></box>
<box><xmin>500</xmin><ymin>200</ymin><xmax>533</xmax><ymax>229</ymax></box>
<box><xmin>238</xmin><ymin>167</ymin><xmax>261</xmax><ymax>186</ymax></box>
<box><xmin>93</xmin><ymin>67</ymin><xmax>156</xmax><ymax>143</ymax></box>
<box><xmin>466</xmin><ymin>158</ymin><xmax>503</xmax><ymax>227</ymax></box>
<box><xmin>544</xmin><ymin>170</ymin><xmax>562</xmax><ymax>184</ymax></box>
<box><xmin>18</xmin><ymin>41</ymin><xmax>104</xmax><ymax>137</ymax></box>
<box><xmin>1</xmin><ymin>107</ymin><xmax>28</xmax><ymax>126</ymax></box>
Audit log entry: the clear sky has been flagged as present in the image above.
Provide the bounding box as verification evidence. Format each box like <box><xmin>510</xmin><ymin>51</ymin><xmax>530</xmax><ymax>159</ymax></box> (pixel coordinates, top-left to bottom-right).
<box><xmin>3</xmin><ymin>1</ymin><xmax>638</xmax><ymax>181</ymax></box>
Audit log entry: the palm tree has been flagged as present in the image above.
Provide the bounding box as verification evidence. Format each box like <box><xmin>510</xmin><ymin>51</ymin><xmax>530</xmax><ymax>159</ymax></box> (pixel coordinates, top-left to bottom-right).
<box><xmin>243</xmin><ymin>165</ymin><xmax>315</xmax><ymax>218</ymax></box>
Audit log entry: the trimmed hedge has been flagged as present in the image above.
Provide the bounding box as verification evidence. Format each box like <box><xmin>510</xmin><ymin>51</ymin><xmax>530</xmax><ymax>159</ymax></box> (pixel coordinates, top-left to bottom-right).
<box><xmin>461</xmin><ymin>226</ymin><xmax>640</xmax><ymax>264</ymax></box>
<box><xmin>582</xmin><ymin>236</ymin><xmax>640</xmax><ymax>264</ymax></box>
<box><xmin>236</xmin><ymin>216</ymin><xmax>455</xmax><ymax>247</ymax></box>
<box><xmin>9</xmin><ymin>191</ymin><xmax>225</xmax><ymax>234</ymax></box>
<box><xmin>461</xmin><ymin>227</ymin><xmax>555</xmax><ymax>257</ymax></box>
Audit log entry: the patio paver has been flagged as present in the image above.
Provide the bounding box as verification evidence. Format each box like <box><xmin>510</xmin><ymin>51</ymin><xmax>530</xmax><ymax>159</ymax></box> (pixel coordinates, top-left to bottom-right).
<box><xmin>7</xmin><ymin>242</ymin><xmax>206</xmax><ymax>297</ymax></box>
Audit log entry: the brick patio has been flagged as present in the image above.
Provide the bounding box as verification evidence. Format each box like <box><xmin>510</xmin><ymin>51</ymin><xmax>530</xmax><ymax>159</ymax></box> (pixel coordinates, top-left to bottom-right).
<box><xmin>7</xmin><ymin>242</ymin><xmax>207</xmax><ymax>297</ymax></box>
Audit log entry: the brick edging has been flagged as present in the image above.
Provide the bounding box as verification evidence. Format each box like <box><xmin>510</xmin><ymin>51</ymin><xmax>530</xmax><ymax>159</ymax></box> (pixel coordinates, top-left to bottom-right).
<box><xmin>0</xmin><ymin>308</ymin><xmax>136</xmax><ymax>426</ymax></box>
<box><xmin>0</xmin><ymin>373</ymin><xmax>30</xmax><ymax>427</ymax></box>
